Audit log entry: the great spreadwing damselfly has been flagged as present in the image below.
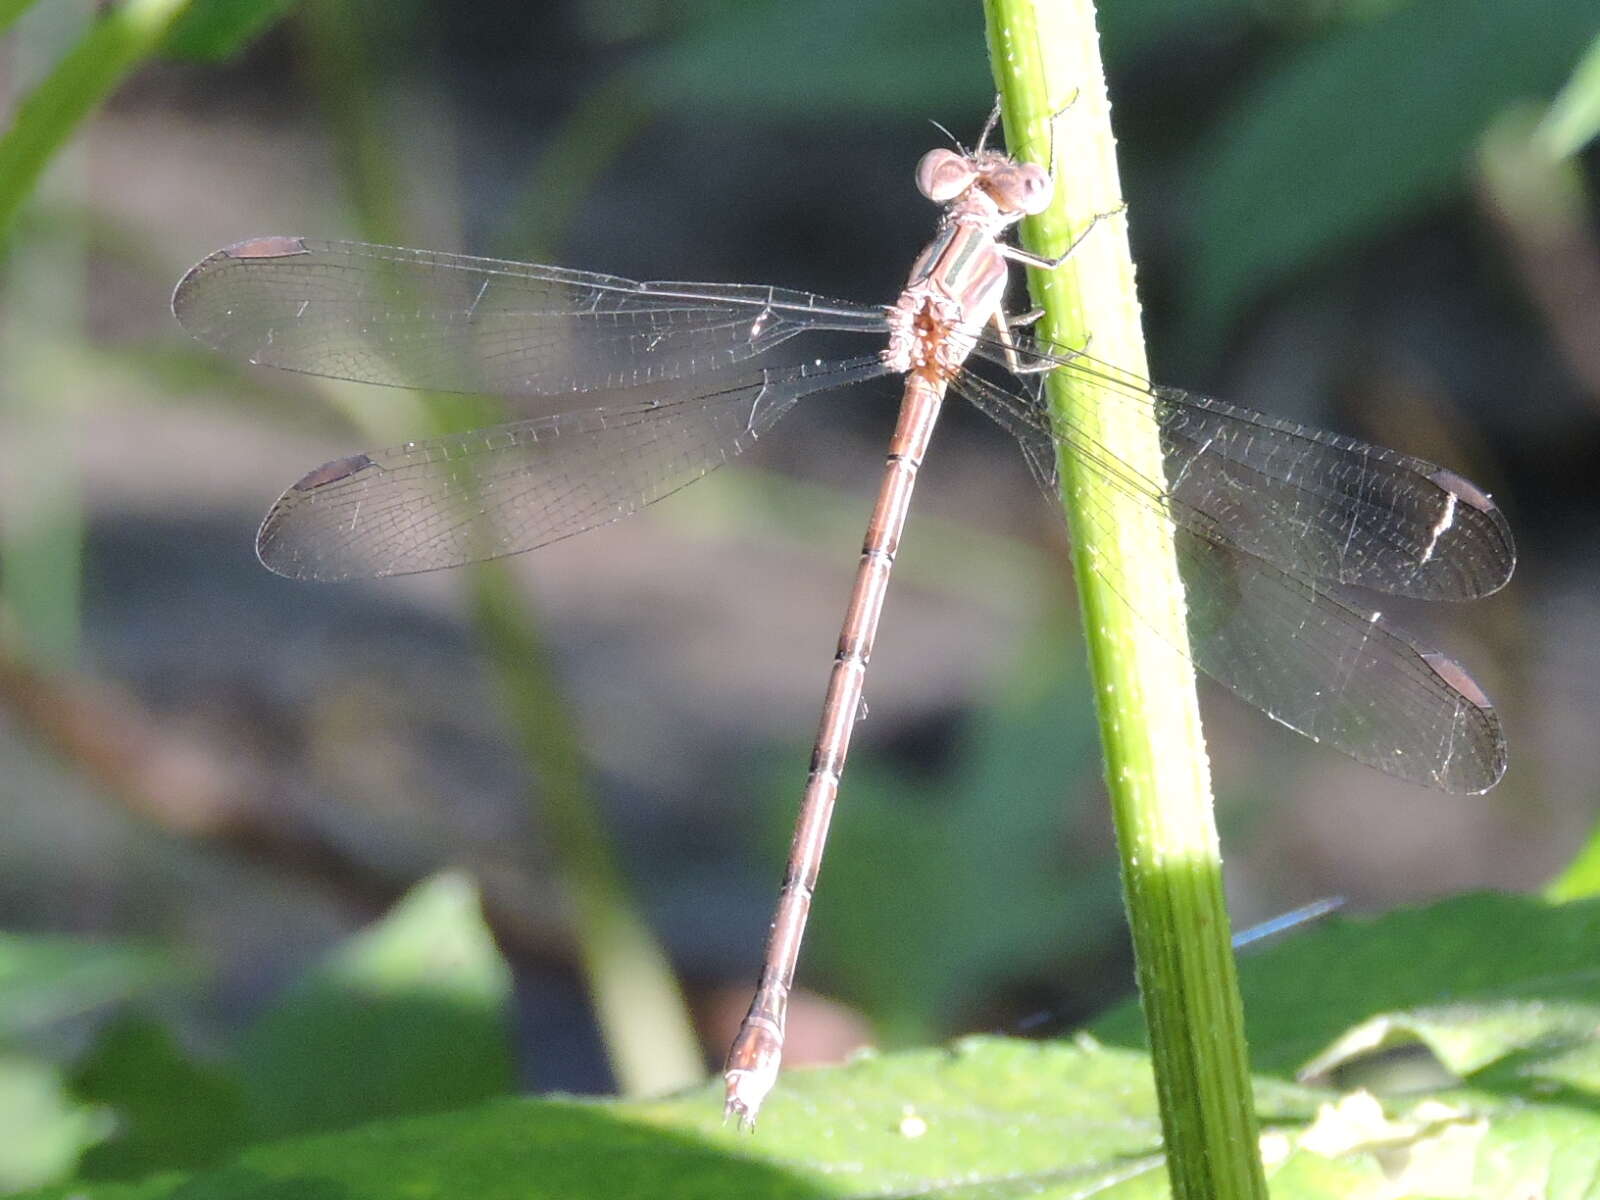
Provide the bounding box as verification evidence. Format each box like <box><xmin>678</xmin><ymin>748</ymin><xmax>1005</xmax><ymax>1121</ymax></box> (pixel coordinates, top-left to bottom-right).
<box><xmin>173</xmin><ymin>114</ymin><xmax>1514</xmax><ymax>1125</ymax></box>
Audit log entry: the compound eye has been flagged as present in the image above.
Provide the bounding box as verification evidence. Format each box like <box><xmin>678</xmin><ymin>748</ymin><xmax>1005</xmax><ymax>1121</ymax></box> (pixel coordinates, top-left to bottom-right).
<box><xmin>915</xmin><ymin>149</ymin><xmax>976</xmax><ymax>203</ymax></box>
<box><xmin>989</xmin><ymin>163</ymin><xmax>1053</xmax><ymax>214</ymax></box>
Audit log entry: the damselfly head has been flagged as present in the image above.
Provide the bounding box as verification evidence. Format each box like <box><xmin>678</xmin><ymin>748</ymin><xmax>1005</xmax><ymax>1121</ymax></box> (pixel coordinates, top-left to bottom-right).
<box><xmin>914</xmin><ymin>149</ymin><xmax>1052</xmax><ymax>217</ymax></box>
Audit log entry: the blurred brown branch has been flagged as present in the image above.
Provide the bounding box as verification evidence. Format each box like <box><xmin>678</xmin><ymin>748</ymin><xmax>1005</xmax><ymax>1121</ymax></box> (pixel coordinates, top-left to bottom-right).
<box><xmin>0</xmin><ymin>653</ymin><xmax>581</xmax><ymax>968</ymax></box>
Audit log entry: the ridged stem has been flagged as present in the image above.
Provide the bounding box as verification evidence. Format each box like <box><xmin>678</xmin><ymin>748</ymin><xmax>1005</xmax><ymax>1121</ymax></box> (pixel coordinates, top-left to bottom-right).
<box><xmin>983</xmin><ymin>2</ymin><xmax>1267</xmax><ymax>1194</ymax></box>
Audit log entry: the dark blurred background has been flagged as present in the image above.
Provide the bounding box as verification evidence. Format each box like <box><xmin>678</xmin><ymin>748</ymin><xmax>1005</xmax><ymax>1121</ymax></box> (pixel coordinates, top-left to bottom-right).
<box><xmin>1</xmin><ymin>0</ymin><xmax>1597</xmax><ymax>1183</ymax></box>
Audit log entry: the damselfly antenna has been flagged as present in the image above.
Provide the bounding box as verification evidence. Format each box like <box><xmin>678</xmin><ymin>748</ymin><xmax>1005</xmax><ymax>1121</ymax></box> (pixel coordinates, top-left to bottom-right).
<box><xmin>926</xmin><ymin>117</ymin><xmax>963</xmax><ymax>152</ymax></box>
<box><xmin>974</xmin><ymin>96</ymin><xmax>1004</xmax><ymax>154</ymax></box>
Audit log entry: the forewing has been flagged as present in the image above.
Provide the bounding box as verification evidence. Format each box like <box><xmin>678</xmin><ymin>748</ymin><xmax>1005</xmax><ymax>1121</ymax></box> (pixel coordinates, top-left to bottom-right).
<box><xmin>173</xmin><ymin>237</ymin><xmax>885</xmax><ymax>398</ymax></box>
<box><xmin>972</xmin><ymin>332</ymin><xmax>1514</xmax><ymax>602</ymax></box>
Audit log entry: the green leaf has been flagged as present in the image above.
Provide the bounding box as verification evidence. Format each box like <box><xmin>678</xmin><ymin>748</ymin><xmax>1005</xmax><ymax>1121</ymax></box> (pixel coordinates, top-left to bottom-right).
<box><xmin>14</xmin><ymin>884</ymin><xmax>1600</xmax><ymax>1198</ymax></box>
<box><xmin>1464</xmin><ymin>1102</ymin><xmax>1600</xmax><ymax>1195</ymax></box>
<box><xmin>70</xmin><ymin>1015</ymin><xmax>251</xmax><ymax>1180</ymax></box>
<box><xmin>237</xmin><ymin>872</ymin><xmax>514</xmax><ymax>1139</ymax></box>
<box><xmin>1093</xmin><ymin>892</ymin><xmax>1600</xmax><ymax>1081</ymax></box>
<box><xmin>13</xmin><ymin>896</ymin><xmax>1600</xmax><ymax>1198</ymax></box>
<box><xmin>630</xmin><ymin>0</ymin><xmax>992</xmax><ymax>117</ymax></box>
<box><xmin>1183</xmin><ymin>0</ymin><xmax>1600</xmax><ymax>342</ymax></box>
<box><xmin>1546</xmin><ymin>809</ymin><xmax>1600</xmax><ymax>900</ymax></box>
<box><xmin>0</xmin><ymin>1054</ymin><xmax>108</xmax><ymax>1192</ymax></box>
<box><xmin>10</xmin><ymin>1041</ymin><xmax>1195</xmax><ymax>1200</ymax></box>
<box><xmin>0</xmin><ymin>934</ymin><xmax>177</xmax><ymax>1038</ymax></box>
<box><xmin>159</xmin><ymin>0</ymin><xmax>298</xmax><ymax>60</ymax></box>
<box><xmin>1301</xmin><ymin>999</ymin><xmax>1600</xmax><ymax>1090</ymax></box>
<box><xmin>15</xmin><ymin>1030</ymin><xmax>1600</xmax><ymax>1198</ymax></box>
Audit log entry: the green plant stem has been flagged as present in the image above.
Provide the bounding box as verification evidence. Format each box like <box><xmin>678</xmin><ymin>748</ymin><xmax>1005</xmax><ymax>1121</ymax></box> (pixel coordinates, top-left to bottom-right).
<box><xmin>982</xmin><ymin>1</ymin><xmax>1266</xmax><ymax>1196</ymax></box>
<box><xmin>498</xmin><ymin>75</ymin><xmax>654</xmax><ymax>261</ymax></box>
<box><xmin>473</xmin><ymin>567</ymin><xmax>704</xmax><ymax>1098</ymax></box>
<box><xmin>1</xmin><ymin>0</ymin><xmax>95</xmax><ymax>668</ymax></box>
<box><xmin>297</xmin><ymin>0</ymin><xmax>702</xmax><ymax>1098</ymax></box>
<box><xmin>0</xmin><ymin>0</ymin><xmax>190</xmax><ymax>246</ymax></box>
<box><xmin>1534</xmin><ymin>25</ymin><xmax>1600</xmax><ymax>160</ymax></box>
<box><xmin>0</xmin><ymin>0</ymin><xmax>43</xmax><ymax>36</ymax></box>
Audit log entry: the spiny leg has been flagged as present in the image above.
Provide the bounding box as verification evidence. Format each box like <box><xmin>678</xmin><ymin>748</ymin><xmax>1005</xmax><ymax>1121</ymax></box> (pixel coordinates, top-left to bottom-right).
<box><xmin>999</xmin><ymin>203</ymin><xmax>1127</xmax><ymax>271</ymax></box>
<box><xmin>990</xmin><ymin>202</ymin><xmax>1119</xmax><ymax>376</ymax></box>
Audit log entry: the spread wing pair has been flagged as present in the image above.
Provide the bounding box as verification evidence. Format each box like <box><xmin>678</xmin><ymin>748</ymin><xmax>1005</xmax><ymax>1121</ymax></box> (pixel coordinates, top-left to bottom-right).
<box><xmin>174</xmin><ymin>236</ymin><xmax>1514</xmax><ymax>792</ymax></box>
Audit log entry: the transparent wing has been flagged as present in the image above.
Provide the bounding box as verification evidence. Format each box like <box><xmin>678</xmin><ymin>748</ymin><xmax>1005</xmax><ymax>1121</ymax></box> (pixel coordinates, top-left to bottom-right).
<box><xmin>175</xmin><ymin>236</ymin><xmax>1510</xmax><ymax>788</ymax></box>
<box><xmin>172</xmin><ymin>237</ymin><xmax>887</xmax><ymax>398</ymax></box>
<box><xmin>257</xmin><ymin>357</ymin><xmax>889</xmax><ymax>582</ymax></box>
<box><xmin>957</xmin><ymin>370</ymin><xmax>1506</xmax><ymax>793</ymax></box>
<box><xmin>971</xmin><ymin>331</ymin><xmax>1515</xmax><ymax>602</ymax></box>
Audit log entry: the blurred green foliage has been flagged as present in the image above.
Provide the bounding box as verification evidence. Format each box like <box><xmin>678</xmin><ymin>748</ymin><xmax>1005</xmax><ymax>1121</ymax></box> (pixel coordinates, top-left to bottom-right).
<box><xmin>234</xmin><ymin>873</ymin><xmax>512</xmax><ymax>1140</ymax></box>
<box><xmin>1184</xmin><ymin>0</ymin><xmax>1600</xmax><ymax>343</ymax></box>
<box><xmin>71</xmin><ymin>1017</ymin><xmax>251</xmax><ymax>1181</ymax></box>
<box><xmin>611</xmin><ymin>0</ymin><xmax>1599</xmax><ymax>343</ymax></box>
<box><xmin>0</xmin><ymin>936</ymin><xmax>178</xmax><ymax>1039</ymax></box>
<box><xmin>159</xmin><ymin>0</ymin><xmax>295</xmax><ymax>59</ymax></box>
<box><xmin>9</xmin><ymin>893</ymin><xmax>1600</xmax><ymax>1197</ymax></box>
<box><xmin>5</xmin><ymin>0</ymin><xmax>1596</xmax><ymax>331</ymax></box>
<box><xmin>0</xmin><ymin>938</ymin><xmax>177</xmax><ymax>1187</ymax></box>
<box><xmin>1537</xmin><ymin>24</ymin><xmax>1600</xmax><ymax>158</ymax></box>
<box><xmin>1546</xmin><ymin>808</ymin><xmax>1600</xmax><ymax>902</ymax></box>
<box><xmin>0</xmin><ymin>0</ymin><xmax>42</xmax><ymax>38</ymax></box>
<box><xmin>3</xmin><ymin>874</ymin><xmax>512</xmax><ymax>1188</ymax></box>
<box><xmin>1095</xmin><ymin>892</ymin><xmax>1600</xmax><ymax>1076</ymax></box>
<box><xmin>0</xmin><ymin>1055</ymin><xmax>106</xmax><ymax>1192</ymax></box>
<box><xmin>790</xmin><ymin>620</ymin><xmax>1112</xmax><ymax>1047</ymax></box>
<box><xmin>0</xmin><ymin>0</ymin><xmax>190</xmax><ymax>242</ymax></box>
<box><xmin>2</xmin><ymin>0</ymin><xmax>1600</xmax><ymax>1192</ymax></box>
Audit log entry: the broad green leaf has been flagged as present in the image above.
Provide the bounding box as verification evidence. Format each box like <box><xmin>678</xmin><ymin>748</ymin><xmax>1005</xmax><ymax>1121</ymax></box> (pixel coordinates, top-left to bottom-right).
<box><xmin>71</xmin><ymin>1015</ymin><xmax>250</xmax><ymax>1180</ymax></box>
<box><xmin>159</xmin><ymin>0</ymin><xmax>298</xmax><ymax>60</ymax></box>
<box><xmin>1182</xmin><ymin>0</ymin><xmax>1600</xmax><ymax>342</ymax></box>
<box><xmin>237</xmin><ymin>872</ymin><xmax>514</xmax><ymax>1139</ymax></box>
<box><xmin>1093</xmin><ymin>892</ymin><xmax>1600</xmax><ymax>1080</ymax></box>
<box><xmin>14</xmin><ymin>886</ymin><xmax>1600</xmax><ymax>1199</ymax></box>
<box><xmin>9</xmin><ymin>1041</ymin><xmax>1194</xmax><ymax>1200</ymax></box>
<box><xmin>0</xmin><ymin>934</ymin><xmax>176</xmax><ymax>1038</ymax></box>
<box><xmin>1464</xmin><ymin>1103</ymin><xmax>1600</xmax><ymax>1195</ymax></box>
<box><xmin>13</xmin><ymin>1033</ymin><xmax>1600</xmax><ymax>1199</ymax></box>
